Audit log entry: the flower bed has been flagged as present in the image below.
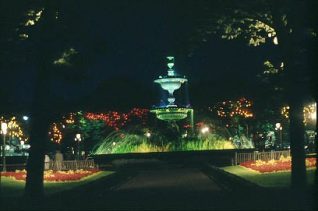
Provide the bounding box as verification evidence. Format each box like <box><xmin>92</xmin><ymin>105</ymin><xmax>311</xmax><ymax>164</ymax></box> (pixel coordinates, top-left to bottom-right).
<box><xmin>1</xmin><ymin>169</ymin><xmax>99</xmax><ymax>182</ymax></box>
<box><xmin>240</xmin><ymin>156</ymin><xmax>316</xmax><ymax>173</ymax></box>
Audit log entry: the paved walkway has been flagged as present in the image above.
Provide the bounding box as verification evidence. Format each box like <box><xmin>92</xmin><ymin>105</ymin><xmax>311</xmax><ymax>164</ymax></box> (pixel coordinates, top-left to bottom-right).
<box><xmin>40</xmin><ymin>164</ymin><xmax>229</xmax><ymax>210</ymax></box>
<box><xmin>116</xmin><ymin>167</ymin><xmax>220</xmax><ymax>192</ymax></box>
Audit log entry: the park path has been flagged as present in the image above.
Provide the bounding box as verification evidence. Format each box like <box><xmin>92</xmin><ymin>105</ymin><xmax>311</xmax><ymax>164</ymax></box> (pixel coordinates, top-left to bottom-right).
<box><xmin>115</xmin><ymin>167</ymin><xmax>221</xmax><ymax>192</ymax></box>
<box><xmin>84</xmin><ymin>164</ymin><xmax>227</xmax><ymax>210</ymax></box>
<box><xmin>43</xmin><ymin>163</ymin><xmax>230</xmax><ymax>210</ymax></box>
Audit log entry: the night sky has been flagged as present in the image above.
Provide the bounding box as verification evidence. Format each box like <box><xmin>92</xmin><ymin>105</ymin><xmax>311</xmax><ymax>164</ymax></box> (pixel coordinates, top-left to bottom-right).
<box><xmin>2</xmin><ymin>0</ymin><xmax>280</xmax><ymax>112</ymax></box>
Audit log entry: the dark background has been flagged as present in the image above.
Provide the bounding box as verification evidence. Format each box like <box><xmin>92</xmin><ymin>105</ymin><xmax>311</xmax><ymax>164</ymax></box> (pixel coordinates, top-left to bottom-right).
<box><xmin>0</xmin><ymin>0</ymin><xmax>283</xmax><ymax>112</ymax></box>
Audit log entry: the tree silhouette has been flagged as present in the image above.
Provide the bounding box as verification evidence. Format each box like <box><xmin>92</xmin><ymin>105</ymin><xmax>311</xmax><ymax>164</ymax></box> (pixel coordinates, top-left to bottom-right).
<box><xmin>183</xmin><ymin>0</ymin><xmax>317</xmax><ymax>191</ymax></box>
<box><xmin>0</xmin><ymin>0</ymin><xmax>109</xmax><ymax>198</ymax></box>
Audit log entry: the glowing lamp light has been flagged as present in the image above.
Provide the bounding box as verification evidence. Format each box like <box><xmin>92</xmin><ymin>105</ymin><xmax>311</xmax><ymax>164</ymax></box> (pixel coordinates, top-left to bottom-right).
<box><xmin>75</xmin><ymin>133</ymin><xmax>81</xmax><ymax>141</ymax></box>
<box><xmin>23</xmin><ymin>116</ymin><xmax>29</xmax><ymax>121</ymax></box>
<box><xmin>145</xmin><ymin>132</ymin><xmax>151</xmax><ymax>138</ymax></box>
<box><xmin>201</xmin><ymin>126</ymin><xmax>209</xmax><ymax>134</ymax></box>
<box><xmin>1</xmin><ymin>122</ymin><xmax>8</xmax><ymax>135</ymax></box>
<box><xmin>275</xmin><ymin>123</ymin><xmax>282</xmax><ymax>130</ymax></box>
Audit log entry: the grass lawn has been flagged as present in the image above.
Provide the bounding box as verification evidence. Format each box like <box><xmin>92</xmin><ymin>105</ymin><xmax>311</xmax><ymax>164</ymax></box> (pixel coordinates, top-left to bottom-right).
<box><xmin>0</xmin><ymin>171</ymin><xmax>114</xmax><ymax>197</ymax></box>
<box><xmin>221</xmin><ymin>166</ymin><xmax>316</xmax><ymax>187</ymax></box>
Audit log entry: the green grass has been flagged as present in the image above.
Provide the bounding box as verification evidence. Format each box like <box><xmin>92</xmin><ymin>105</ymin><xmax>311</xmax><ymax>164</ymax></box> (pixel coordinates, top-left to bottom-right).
<box><xmin>221</xmin><ymin>165</ymin><xmax>316</xmax><ymax>187</ymax></box>
<box><xmin>0</xmin><ymin>171</ymin><xmax>114</xmax><ymax>197</ymax></box>
<box><xmin>0</xmin><ymin>177</ymin><xmax>26</xmax><ymax>197</ymax></box>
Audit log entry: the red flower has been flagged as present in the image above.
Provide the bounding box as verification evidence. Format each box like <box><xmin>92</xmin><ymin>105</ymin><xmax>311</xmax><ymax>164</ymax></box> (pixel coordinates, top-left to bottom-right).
<box><xmin>240</xmin><ymin>158</ymin><xmax>316</xmax><ymax>173</ymax></box>
<box><xmin>1</xmin><ymin>169</ymin><xmax>99</xmax><ymax>182</ymax></box>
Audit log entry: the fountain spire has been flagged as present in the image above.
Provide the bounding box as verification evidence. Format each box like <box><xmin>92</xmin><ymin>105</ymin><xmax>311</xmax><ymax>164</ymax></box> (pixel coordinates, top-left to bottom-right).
<box><xmin>151</xmin><ymin>56</ymin><xmax>193</xmax><ymax>122</ymax></box>
<box><xmin>167</xmin><ymin>56</ymin><xmax>175</xmax><ymax>76</ymax></box>
<box><xmin>154</xmin><ymin>56</ymin><xmax>187</xmax><ymax>107</ymax></box>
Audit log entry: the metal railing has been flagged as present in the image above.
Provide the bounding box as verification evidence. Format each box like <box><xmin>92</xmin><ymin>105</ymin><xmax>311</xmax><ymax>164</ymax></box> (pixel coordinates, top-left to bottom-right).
<box><xmin>45</xmin><ymin>160</ymin><xmax>98</xmax><ymax>171</ymax></box>
<box><xmin>0</xmin><ymin>159</ymin><xmax>98</xmax><ymax>171</ymax></box>
<box><xmin>234</xmin><ymin>150</ymin><xmax>290</xmax><ymax>165</ymax></box>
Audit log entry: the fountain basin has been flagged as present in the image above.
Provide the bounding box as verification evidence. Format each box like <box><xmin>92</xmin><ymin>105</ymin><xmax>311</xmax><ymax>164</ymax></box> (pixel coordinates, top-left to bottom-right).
<box><xmin>150</xmin><ymin>107</ymin><xmax>192</xmax><ymax>121</ymax></box>
<box><xmin>154</xmin><ymin>77</ymin><xmax>188</xmax><ymax>95</ymax></box>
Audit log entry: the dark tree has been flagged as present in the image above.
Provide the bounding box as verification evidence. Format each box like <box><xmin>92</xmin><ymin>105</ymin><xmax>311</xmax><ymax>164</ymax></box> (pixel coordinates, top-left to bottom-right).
<box><xmin>183</xmin><ymin>0</ymin><xmax>317</xmax><ymax>191</ymax></box>
<box><xmin>24</xmin><ymin>0</ymin><xmax>60</xmax><ymax>198</ymax></box>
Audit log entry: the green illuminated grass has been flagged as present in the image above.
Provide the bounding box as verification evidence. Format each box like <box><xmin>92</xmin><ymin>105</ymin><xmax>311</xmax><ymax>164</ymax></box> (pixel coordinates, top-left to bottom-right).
<box><xmin>221</xmin><ymin>166</ymin><xmax>316</xmax><ymax>187</ymax></box>
<box><xmin>0</xmin><ymin>171</ymin><xmax>114</xmax><ymax>197</ymax></box>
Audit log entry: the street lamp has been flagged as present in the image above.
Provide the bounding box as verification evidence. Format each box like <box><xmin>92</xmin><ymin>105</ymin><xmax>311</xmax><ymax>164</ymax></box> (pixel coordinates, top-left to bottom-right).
<box><xmin>201</xmin><ymin>126</ymin><xmax>209</xmax><ymax>134</ymax></box>
<box><xmin>74</xmin><ymin>133</ymin><xmax>81</xmax><ymax>159</ymax></box>
<box><xmin>1</xmin><ymin>122</ymin><xmax>8</xmax><ymax>172</ymax></box>
<box><xmin>275</xmin><ymin>123</ymin><xmax>283</xmax><ymax>149</ymax></box>
<box><xmin>145</xmin><ymin>132</ymin><xmax>151</xmax><ymax>144</ymax></box>
<box><xmin>145</xmin><ymin>132</ymin><xmax>151</xmax><ymax>138</ymax></box>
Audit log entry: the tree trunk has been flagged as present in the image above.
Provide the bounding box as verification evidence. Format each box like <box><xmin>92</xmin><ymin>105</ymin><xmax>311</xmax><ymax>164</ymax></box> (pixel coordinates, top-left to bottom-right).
<box><xmin>270</xmin><ymin>0</ymin><xmax>309</xmax><ymax>191</ymax></box>
<box><xmin>24</xmin><ymin>113</ymin><xmax>50</xmax><ymax>198</ymax></box>
<box><xmin>24</xmin><ymin>0</ymin><xmax>57</xmax><ymax>199</ymax></box>
<box><xmin>288</xmin><ymin>1</ymin><xmax>310</xmax><ymax>191</ymax></box>
<box><xmin>24</xmin><ymin>52</ymin><xmax>51</xmax><ymax>198</ymax></box>
<box><xmin>289</xmin><ymin>94</ymin><xmax>307</xmax><ymax>190</ymax></box>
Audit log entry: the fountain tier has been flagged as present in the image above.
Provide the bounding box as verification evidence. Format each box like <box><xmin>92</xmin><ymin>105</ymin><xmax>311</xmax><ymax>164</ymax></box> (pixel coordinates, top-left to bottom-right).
<box><xmin>151</xmin><ymin>56</ymin><xmax>192</xmax><ymax>122</ymax></box>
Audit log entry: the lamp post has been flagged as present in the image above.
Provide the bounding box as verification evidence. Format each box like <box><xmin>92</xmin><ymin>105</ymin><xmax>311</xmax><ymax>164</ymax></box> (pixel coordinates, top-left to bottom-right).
<box><xmin>1</xmin><ymin>122</ymin><xmax>8</xmax><ymax>172</ymax></box>
<box><xmin>74</xmin><ymin>133</ymin><xmax>81</xmax><ymax>160</ymax></box>
<box><xmin>275</xmin><ymin>123</ymin><xmax>283</xmax><ymax>150</ymax></box>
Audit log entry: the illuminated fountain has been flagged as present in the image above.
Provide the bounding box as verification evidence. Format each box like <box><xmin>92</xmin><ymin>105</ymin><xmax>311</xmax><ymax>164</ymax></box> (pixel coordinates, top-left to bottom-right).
<box><xmin>92</xmin><ymin>57</ymin><xmax>195</xmax><ymax>155</ymax></box>
<box><xmin>151</xmin><ymin>57</ymin><xmax>193</xmax><ymax>124</ymax></box>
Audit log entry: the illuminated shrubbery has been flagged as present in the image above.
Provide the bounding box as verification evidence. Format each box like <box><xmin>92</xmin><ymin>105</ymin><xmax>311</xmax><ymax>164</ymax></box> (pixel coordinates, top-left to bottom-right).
<box><xmin>176</xmin><ymin>134</ymin><xmax>234</xmax><ymax>151</ymax></box>
<box><xmin>93</xmin><ymin>131</ymin><xmax>170</xmax><ymax>154</ymax></box>
<box><xmin>92</xmin><ymin>130</ymin><xmax>234</xmax><ymax>154</ymax></box>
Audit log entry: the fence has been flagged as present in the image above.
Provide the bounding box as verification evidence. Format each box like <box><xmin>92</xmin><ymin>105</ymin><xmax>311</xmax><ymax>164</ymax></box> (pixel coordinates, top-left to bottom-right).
<box><xmin>45</xmin><ymin>159</ymin><xmax>98</xmax><ymax>171</ymax></box>
<box><xmin>234</xmin><ymin>150</ymin><xmax>290</xmax><ymax>165</ymax></box>
<box><xmin>0</xmin><ymin>159</ymin><xmax>98</xmax><ymax>171</ymax></box>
